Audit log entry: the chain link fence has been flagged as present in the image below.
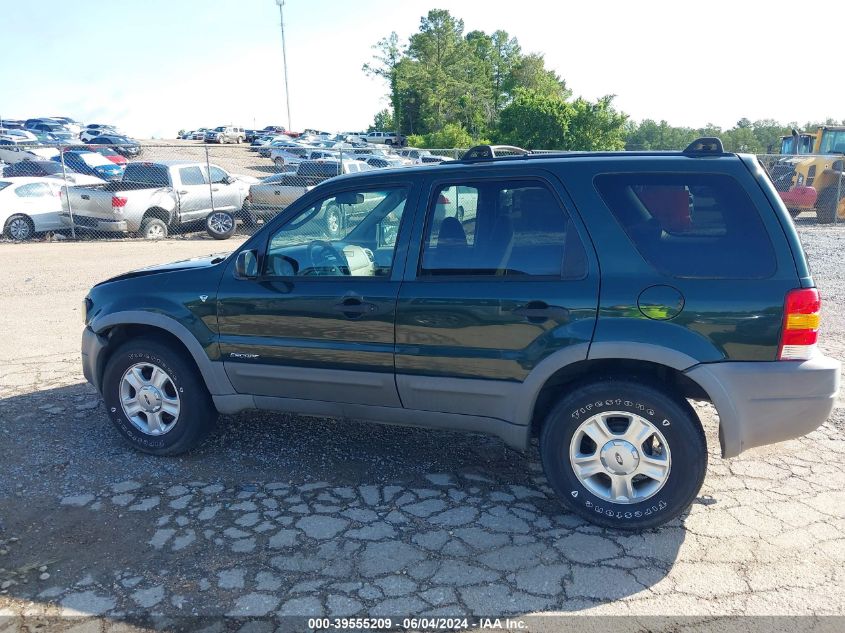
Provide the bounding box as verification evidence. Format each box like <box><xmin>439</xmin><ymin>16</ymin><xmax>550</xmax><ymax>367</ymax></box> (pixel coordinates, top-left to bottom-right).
<box><xmin>1</xmin><ymin>142</ymin><xmax>842</xmax><ymax>245</ymax></box>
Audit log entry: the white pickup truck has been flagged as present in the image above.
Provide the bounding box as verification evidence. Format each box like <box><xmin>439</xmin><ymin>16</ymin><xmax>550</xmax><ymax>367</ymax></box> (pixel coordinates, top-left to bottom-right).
<box><xmin>60</xmin><ymin>160</ymin><xmax>257</xmax><ymax>239</ymax></box>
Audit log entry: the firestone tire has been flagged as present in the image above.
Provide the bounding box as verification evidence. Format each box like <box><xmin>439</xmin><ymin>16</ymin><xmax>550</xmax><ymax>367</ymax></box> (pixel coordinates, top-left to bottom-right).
<box><xmin>102</xmin><ymin>338</ymin><xmax>217</xmax><ymax>456</ymax></box>
<box><xmin>540</xmin><ymin>379</ymin><xmax>707</xmax><ymax>531</ymax></box>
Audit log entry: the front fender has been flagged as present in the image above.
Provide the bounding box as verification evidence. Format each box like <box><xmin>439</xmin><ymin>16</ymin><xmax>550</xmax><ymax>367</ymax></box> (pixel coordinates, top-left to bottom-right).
<box><xmin>90</xmin><ymin>310</ymin><xmax>234</xmax><ymax>396</ymax></box>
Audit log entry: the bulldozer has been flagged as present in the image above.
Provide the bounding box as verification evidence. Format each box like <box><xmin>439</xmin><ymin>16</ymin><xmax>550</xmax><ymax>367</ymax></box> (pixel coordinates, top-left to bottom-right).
<box><xmin>770</xmin><ymin>127</ymin><xmax>845</xmax><ymax>223</ymax></box>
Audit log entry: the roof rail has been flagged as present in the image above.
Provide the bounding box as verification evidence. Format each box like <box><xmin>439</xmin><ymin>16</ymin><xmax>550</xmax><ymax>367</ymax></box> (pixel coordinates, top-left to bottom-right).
<box><xmin>461</xmin><ymin>145</ymin><xmax>530</xmax><ymax>161</ymax></box>
<box><xmin>683</xmin><ymin>137</ymin><xmax>725</xmax><ymax>155</ymax></box>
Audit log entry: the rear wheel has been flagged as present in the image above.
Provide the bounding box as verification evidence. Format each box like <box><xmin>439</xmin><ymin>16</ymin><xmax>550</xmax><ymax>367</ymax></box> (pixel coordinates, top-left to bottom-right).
<box><xmin>140</xmin><ymin>217</ymin><xmax>168</xmax><ymax>240</ymax></box>
<box><xmin>325</xmin><ymin>202</ymin><xmax>343</xmax><ymax>238</ymax></box>
<box><xmin>540</xmin><ymin>379</ymin><xmax>707</xmax><ymax>530</ymax></box>
<box><xmin>206</xmin><ymin>210</ymin><xmax>236</xmax><ymax>239</ymax></box>
<box><xmin>4</xmin><ymin>214</ymin><xmax>35</xmax><ymax>240</ymax></box>
<box><xmin>102</xmin><ymin>338</ymin><xmax>216</xmax><ymax>455</ymax></box>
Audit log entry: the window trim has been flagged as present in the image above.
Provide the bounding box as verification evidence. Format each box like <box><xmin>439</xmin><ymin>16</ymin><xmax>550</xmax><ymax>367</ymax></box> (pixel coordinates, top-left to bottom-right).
<box><xmin>593</xmin><ymin>171</ymin><xmax>778</xmax><ymax>280</ymax></box>
<box><xmin>256</xmin><ymin>183</ymin><xmax>414</xmax><ymax>283</ymax></box>
<box><xmin>412</xmin><ymin>175</ymin><xmax>587</xmax><ymax>283</ymax></box>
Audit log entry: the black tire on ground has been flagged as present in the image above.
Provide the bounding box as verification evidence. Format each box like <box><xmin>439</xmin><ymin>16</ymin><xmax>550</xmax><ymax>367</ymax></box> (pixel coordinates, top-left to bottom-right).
<box><xmin>540</xmin><ymin>379</ymin><xmax>707</xmax><ymax>531</ymax></box>
<box><xmin>325</xmin><ymin>203</ymin><xmax>343</xmax><ymax>238</ymax></box>
<box><xmin>816</xmin><ymin>188</ymin><xmax>841</xmax><ymax>224</ymax></box>
<box><xmin>140</xmin><ymin>217</ymin><xmax>168</xmax><ymax>240</ymax></box>
<box><xmin>240</xmin><ymin>202</ymin><xmax>259</xmax><ymax>228</ymax></box>
<box><xmin>206</xmin><ymin>210</ymin><xmax>236</xmax><ymax>240</ymax></box>
<box><xmin>101</xmin><ymin>337</ymin><xmax>217</xmax><ymax>456</ymax></box>
<box><xmin>4</xmin><ymin>214</ymin><xmax>35</xmax><ymax>240</ymax></box>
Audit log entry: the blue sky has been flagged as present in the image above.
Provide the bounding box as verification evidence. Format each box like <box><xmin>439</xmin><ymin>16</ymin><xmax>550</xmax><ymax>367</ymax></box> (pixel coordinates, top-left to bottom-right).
<box><xmin>2</xmin><ymin>0</ymin><xmax>842</xmax><ymax>138</ymax></box>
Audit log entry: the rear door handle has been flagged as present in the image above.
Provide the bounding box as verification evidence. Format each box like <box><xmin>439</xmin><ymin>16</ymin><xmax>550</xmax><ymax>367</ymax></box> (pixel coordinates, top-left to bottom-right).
<box><xmin>513</xmin><ymin>301</ymin><xmax>570</xmax><ymax>323</ymax></box>
<box><xmin>333</xmin><ymin>297</ymin><xmax>377</xmax><ymax>319</ymax></box>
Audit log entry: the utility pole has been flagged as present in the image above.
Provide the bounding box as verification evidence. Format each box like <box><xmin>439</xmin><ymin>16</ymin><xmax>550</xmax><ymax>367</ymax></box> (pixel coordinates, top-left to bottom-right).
<box><xmin>275</xmin><ymin>0</ymin><xmax>292</xmax><ymax>132</ymax></box>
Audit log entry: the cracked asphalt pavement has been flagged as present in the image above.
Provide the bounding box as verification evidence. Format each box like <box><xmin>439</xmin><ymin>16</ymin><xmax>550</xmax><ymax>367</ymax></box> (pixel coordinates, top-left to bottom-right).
<box><xmin>0</xmin><ymin>223</ymin><xmax>843</xmax><ymax>631</ymax></box>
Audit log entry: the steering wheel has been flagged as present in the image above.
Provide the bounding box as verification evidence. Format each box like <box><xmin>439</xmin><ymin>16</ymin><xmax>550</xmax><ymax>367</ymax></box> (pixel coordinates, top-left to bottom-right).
<box><xmin>305</xmin><ymin>240</ymin><xmax>346</xmax><ymax>275</ymax></box>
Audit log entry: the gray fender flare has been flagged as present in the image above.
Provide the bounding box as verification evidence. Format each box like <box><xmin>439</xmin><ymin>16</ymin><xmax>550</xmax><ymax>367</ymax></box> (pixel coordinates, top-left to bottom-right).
<box><xmin>92</xmin><ymin>311</ymin><xmax>235</xmax><ymax>395</ymax></box>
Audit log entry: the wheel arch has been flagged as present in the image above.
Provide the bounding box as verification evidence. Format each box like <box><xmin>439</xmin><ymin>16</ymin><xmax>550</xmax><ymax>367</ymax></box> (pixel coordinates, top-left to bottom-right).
<box><xmin>92</xmin><ymin>311</ymin><xmax>234</xmax><ymax>396</ymax></box>
<box><xmin>143</xmin><ymin>207</ymin><xmax>173</xmax><ymax>225</ymax></box>
<box><xmin>520</xmin><ymin>347</ymin><xmax>714</xmax><ymax>451</ymax></box>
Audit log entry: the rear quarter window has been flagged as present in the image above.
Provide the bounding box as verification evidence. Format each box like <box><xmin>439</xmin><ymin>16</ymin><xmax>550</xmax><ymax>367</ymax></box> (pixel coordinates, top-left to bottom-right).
<box><xmin>594</xmin><ymin>173</ymin><xmax>776</xmax><ymax>279</ymax></box>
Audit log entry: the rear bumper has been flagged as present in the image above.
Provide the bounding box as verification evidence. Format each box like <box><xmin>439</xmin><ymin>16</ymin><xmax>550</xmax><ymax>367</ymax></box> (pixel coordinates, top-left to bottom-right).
<box><xmin>60</xmin><ymin>212</ymin><xmax>128</xmax><ymax>233</ymax></box>
<box><xmin>686</xmin><ymin>355</ymin><xmax>841</xmax><ymax>458</ymax></box>
<box><xmin>81</xmin><ymin>326</ymin><xmax>108</xmax><ymax>393</ymax></box>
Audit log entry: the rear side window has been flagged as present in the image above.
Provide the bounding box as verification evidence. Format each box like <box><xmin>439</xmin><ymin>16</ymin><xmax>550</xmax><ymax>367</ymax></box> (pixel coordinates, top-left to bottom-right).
<box><xmin>179</xmin><ymin>166</ymin><xmax>206</xmax><ymax>186</ymax></box>
<box><xmin>124</xmin><ymin>164</ymin><xmax>170</xmax><ymax>186</ymax></box>
<box><xmin>594</xmin><ymin>173</ymin><xmax>776</xmax><ymax>279</ymax></box>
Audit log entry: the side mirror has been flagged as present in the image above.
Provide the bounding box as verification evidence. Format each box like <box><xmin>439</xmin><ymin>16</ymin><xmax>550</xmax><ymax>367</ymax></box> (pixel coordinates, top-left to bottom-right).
<box><xmin>235</xmin><ymin>249</ymin><xmax>258</xmax><ymax>279</ymax></box>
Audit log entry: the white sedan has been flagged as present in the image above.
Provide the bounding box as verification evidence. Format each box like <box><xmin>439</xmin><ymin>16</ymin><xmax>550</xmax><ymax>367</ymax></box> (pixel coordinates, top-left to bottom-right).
<box><xmin>0</xmin><ymin>177</ymin><xmax>66</xmax><ymax>240</ymax></box>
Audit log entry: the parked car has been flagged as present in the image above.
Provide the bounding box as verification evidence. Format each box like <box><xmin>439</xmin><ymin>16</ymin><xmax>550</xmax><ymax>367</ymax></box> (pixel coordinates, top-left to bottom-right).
<box><xmin>270</xmin><ymin>147</ymin><xmax>338</xmax><ymax>170</ymax></box>
<box><xmin>77</xmin><ymin>137</ymin><xmax>840</xmax><ymax>531</ymax></box>
<box><xmin>365</xmin><ymin>156</ymin><xmax>405</xmax><ymax>169</ymax></box>
<box><xmin>0</xmin><ymin>177</ymin><xmax>65</xmax><ymax>239</ymax></box>
<box><xmin>0</xmin><ymin>119</ymin><xmax>25</xmax><ymax>130</ymax></box>
<box><xmin>48</xmin><ymin>117</ymin><xmax>83</xmax><ymax>135</ymax></box>
<box><xmin>87</xmin><ymin>135</ymin><xmax>141</xmax><ymax>158</ymax></box>
<box><xmin>56</xmin><ymin>151</ymin><xmax>124</xmax><ymax>181</ymax></box>
<box><xmin>0</xmin><ymin>129</ymin><xmax>37</xmax><ymax>141</ymax></box>
<box><xmin>365</xmin><ymin>130</ymin><xmax>406</xmax><ymax>146</ymax></box>
<box><xmin>204</xmin><ymin>126</ymin><xmax>246</xmax><ymax>144</ymax></box>
<box><xmin>244</xmin><ymin>173</ymin><xmax>321</xmax><ymax>222</ymax></box>
<box><xmin>259</xmin><ymin>139</ymin><xmax>302</xmax><ymax>158</ymax></box>
<box><xmin>0</xmin><ymin>137</ymin><xmax>60</xmax><ymax>163</ymax></box>
<box><xmin>85</xmin><ymin>146</ymin><xmax>128</xmax><ymax>166</ymax></box>
<box><xmin>80</xmin><ymin>128</ymin><xmax>108</xmax><ymax>142</ymax></box>
<box><xmin>191</xmin><ymin>128</ymin><xmax>209</xmax><ymax>140</ymax></box>
<box><xmin>25</xmin><ymin>121</ymin><xmax>68</xmax><ymax>136</ymax></box>
<box><xmin>60</xmin><ymin>160</ymin><xmax>257</xmax><ymax>239</ymax></box>
<box><xmin>2</xmin><ymin>160</ymin><xmax>106</xmax><ymax>186</ymax></box>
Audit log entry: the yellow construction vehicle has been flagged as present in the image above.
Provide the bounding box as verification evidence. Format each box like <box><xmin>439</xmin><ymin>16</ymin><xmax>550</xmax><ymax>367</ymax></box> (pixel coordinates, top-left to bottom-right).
<box><xmin>771</xmin><ymin>127</ymin><xmax>845</xmax><ymax>223</ymax></box>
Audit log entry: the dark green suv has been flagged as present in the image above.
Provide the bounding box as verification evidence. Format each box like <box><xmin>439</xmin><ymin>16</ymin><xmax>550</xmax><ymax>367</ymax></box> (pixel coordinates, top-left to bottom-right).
<box><xmin>80</xmin><ymin>139</ymin><xmax>841</xmax><ymax>530</ymax></box>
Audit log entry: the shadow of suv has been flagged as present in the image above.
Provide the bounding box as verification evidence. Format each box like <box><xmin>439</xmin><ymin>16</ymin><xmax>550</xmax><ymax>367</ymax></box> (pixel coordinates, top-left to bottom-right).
<box><xmin>79</xmin><ymin>138</ymin><xmax>840</xmax><ymax>530</ymax></box>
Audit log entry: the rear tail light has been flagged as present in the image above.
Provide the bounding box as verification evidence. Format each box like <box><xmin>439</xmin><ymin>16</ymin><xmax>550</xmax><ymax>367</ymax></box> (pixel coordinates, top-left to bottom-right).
<box><xmin>779</xmin><ymin>288</ymin><xmax>821</xmax><ymax>360</ymax></box>
<box><xmin>437</xmin><ymin>194</ymin><xmax>451</xmax><ymax>204</ymax></box>
<box><xmin>111</xmin><ymin>196</ymin><xmax>128</xmax><ymax>209</ymax></box>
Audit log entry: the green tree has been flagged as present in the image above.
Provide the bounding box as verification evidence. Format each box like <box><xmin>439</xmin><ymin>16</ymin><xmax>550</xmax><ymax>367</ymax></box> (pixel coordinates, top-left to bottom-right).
<box><xmin>498</xmin><ymin>88</ymin><xmax>572</xmax><ymax>149</ymax></box>
<box><xmin>504</xmin><ymin>53</ymin><xmax>570</xmax><ymax>100</ymax></box>
<box><xmin>565</xmin><ymin>96</ymin><xmax>627</xmax><ymax>151</ymax></box>
<box><xmin>369</xmin><ymin>109</ymin><xmax>395</xmax><ymax>132</ymax></box>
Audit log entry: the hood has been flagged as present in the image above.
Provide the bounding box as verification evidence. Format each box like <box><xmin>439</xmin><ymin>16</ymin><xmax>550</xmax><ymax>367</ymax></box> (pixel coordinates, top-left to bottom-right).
<box><xmin>95</xmin><ymin>253</ymin><xmax>229</xmax><ymax>286</ymax></box>
<box><xmin>232</xmin><ymin>173</ymin><xmax>260</xmax><ymax>184</ymax></box>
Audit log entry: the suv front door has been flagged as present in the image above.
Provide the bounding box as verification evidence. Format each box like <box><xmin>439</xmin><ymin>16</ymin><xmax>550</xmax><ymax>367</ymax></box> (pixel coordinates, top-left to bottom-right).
<box><xmin>394</xmin><ymin>172</ymin><xmax>599</xmax><ymax>425</ymax></box>
<box><xmin>175</xmin><ymin>165</ymin><xmax>211</xmax><ymax>222</ymax></box>
<box><xmin>217</xmin><ymin>182</ymin><xmax>416</xmax><ymax>407</ymax></box>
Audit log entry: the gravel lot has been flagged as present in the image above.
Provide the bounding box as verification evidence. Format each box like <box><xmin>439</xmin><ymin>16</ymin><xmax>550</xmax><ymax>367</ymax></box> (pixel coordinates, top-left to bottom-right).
<box><xmin>0</xmin><ymin>221</ymin><xmax>843</xmax><ymax>631</ymax></box>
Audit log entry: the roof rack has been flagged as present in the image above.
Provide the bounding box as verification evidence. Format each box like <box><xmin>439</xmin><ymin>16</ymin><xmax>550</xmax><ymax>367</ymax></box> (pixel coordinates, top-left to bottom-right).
<box><xmin>683</xmin><ymin>137</ymin><xmax>724</xmax><ymax>155</ymax></box>
<box><xmin>461</xmin><ymin>145</ymin><xmax>530</xmax><ymax>161</ymax></box>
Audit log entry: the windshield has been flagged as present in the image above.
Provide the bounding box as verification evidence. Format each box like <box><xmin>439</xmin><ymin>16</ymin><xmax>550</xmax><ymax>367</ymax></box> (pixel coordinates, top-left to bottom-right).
<box><xmin>780</xmin><ymin>135</ymin><xmax>814</xmax><ymax>155</ymax></box>
<box><xmin>214</xmin><ymin>127</ymin><xmax>226</xmax><ymax>132</ymax></box>
<box><xmin>0</xmin><ymin>181</ymin><xmax>11</xmax><ymax>192</ymax></box>
<box><xmin>819</xmin><ymin>130</ymin><xmax>845</xmax><ymax>154</ymax></box>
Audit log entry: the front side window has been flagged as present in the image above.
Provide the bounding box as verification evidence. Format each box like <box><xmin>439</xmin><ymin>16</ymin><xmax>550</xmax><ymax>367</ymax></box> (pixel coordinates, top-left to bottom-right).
<box><xmin>207</xmin><ymin>166</ymin><xmax>228</xmax><ymax>184</ymax></box>
<box><xmin>264</xmin><ymin>187</ymin><xmax>409</xmax><ymax>278</ymax></box>
<box><xmin>595</xmin><ymin>173</ymin><xmax>776</xmax><ymax>278</ymax></box>
<box><xmin>419</xmin><ymin>180</ymin><xmax>587</xmax><ymax>279</ymax></box>
<box><xmin>179</xmin><ymin>166</ymin><xmax>206</xmax><ymax>186</ymax></box>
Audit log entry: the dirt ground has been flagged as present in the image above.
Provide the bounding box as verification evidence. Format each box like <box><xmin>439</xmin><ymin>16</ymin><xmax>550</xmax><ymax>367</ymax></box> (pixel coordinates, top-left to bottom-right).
<box><xmin>0</xmin><ymin>223</ymin><xmax>843</xmax><ymax>632</ymax></box>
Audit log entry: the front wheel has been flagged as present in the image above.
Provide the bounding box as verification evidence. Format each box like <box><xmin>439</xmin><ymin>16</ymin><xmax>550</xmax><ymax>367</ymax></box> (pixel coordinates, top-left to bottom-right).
<box><xmin>206</xmin><ymin>210</ymin><xmax>236</xmax><ymax>239</ymax></box>
<box><xmin>102</xmin><ymin>338</ymin><xmax>216</xmax><ymax>455</ymax></box>
<box><xmin>540</xmin><ymin>380</ymin><xmax>707</xmax><ymax>530</ymax></box>
<box><xmin>4</xmin><ymin>214</ymin><xmax>35</xmax><ymax>240</ymax></box>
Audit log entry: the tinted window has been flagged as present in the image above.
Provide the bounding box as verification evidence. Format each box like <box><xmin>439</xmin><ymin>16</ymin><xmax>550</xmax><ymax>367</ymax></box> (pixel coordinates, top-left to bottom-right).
<box><xmin>420</xmin><ymin>180</ymin><xmax>587</xmax><ymax>278</ymax></box>
<box><xmin>595</xmin><ymin>173</ymin><xmax>776</xmax><ymax>279</ymax></box>
<box><xmin>179</xmin><ymin>166</ymin><xmax>206</xmax><ymax>186</ymax></box>
<box><xmin>123</xmin><ymin>164</ymin><xmax>170</xmax><ymax>186</ymax></box>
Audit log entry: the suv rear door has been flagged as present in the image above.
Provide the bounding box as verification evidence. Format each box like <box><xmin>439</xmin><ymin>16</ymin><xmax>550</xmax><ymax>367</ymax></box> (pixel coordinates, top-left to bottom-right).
<box><xmin>394</xmin><ymin>169</ymin><xmax>599</xmax><ymax>424</ymax></box>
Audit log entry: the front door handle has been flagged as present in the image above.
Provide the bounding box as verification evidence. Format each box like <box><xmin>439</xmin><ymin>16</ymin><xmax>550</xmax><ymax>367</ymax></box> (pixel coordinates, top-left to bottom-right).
<box><xmin>513</xmin><ymin>301</ymin><xmax>570</xmax><ymax>323</ymax></box>
<box><xmin>333</xmin><ymin>297</ymin><xmax>377</xmax><ymax>319</ymax></box>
